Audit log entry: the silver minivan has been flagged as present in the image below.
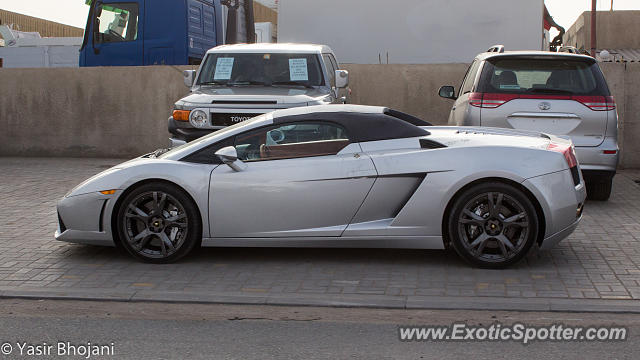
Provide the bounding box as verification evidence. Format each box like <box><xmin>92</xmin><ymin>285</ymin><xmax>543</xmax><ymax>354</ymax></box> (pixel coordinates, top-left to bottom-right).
<box><xmin>439</xmin><ymin>49</ymin><xmax>618</xmax><ymax>200</ymax></box>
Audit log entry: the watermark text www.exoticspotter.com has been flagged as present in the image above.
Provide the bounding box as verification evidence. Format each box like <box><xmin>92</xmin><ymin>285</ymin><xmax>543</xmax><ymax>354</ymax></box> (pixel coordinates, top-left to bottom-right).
<box><xmin>398</xmin><ymin>323</ymin><xmax>628</xmax><ymax>344</ymax></box>
<box><xmin>1</xmin><ymin>341</ymin><xmax>115</xmax><ymax>358</ymax></box>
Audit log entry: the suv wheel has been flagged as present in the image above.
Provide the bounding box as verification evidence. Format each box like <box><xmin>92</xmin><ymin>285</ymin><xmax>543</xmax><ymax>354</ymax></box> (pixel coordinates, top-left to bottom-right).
<box><xmin>586</xmin><ymin>176</ymin><xmax>613</xmax><ymax>201</ymax></box>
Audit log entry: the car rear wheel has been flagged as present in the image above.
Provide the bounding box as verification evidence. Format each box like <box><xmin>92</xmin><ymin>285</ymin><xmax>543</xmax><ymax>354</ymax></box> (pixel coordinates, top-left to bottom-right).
<box><xmin>448</xmin><ymin>183</ymin><xmax>539</xmax><ymax>269</ymax></box>
<box><xmin>116</xmin><ymin>182</ymin><xmax>201</xmax><ymax>263</ymax></box>
<box><xmin>586</xmin><ymin>176</ymin><xmax>613</xmax><ymax>201</ymax></box>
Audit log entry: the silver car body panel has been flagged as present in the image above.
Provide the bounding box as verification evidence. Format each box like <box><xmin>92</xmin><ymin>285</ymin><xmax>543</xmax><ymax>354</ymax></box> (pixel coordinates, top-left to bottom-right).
<box><xmin>57</xmin><ymin>105</ymin><xmax>586</xmax><ymax>251</ymax></box>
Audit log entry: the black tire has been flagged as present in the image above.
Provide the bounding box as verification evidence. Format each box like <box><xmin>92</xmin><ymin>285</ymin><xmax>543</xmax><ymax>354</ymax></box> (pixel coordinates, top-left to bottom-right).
<box><xmin>448</xmin><ymin>182</ymin><xmax>539</xmax><ymax>269</ymax></box>
<box><xmin>116</xmin><ymin>182</ymin><xmax>201</xmax><ymax>263</ymax></box>
<box><xmin>586</xmin><ymin>176</ymin><xmax>613</xmax><ymax>201</ymax></box>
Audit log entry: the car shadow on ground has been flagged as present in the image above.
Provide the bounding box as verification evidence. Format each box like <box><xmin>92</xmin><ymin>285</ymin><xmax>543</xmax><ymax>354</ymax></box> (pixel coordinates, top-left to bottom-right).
<box><xmin>60</xmin><ymin>242</ymin><xmax>552</xmax><ymax>271</ymax></box>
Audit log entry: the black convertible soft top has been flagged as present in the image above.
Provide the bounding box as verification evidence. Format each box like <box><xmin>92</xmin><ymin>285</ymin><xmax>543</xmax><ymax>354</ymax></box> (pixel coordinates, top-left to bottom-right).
<box><xmin>272</xmin><ymin>105</ymin><xmax>431</xmax><ymax>143</ymax></box>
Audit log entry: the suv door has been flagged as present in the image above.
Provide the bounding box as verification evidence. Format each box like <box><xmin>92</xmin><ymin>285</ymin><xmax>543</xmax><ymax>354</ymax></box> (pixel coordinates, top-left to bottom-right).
<box><xmin>475</xmin><ymin>57</ymin><xmax>612</xmax><ymax>147</ymax></box>
<box><xmin>209</xmin><ymin>121</ymin><xmax>377</xmax><ymax>238</ymax></box>
<box><xmin>450</xmin><ymin>59</ymin><xmax>481</xmax><ymax>125</ymax></box>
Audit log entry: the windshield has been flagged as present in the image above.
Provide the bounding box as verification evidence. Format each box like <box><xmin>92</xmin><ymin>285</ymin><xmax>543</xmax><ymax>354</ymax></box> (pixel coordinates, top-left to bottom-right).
<box><xmin>479</xmin><ymin>58</ymin><xmax>609</xmax><ymax>96</ymax></box>
<box><xmin>196</xmin><ymin>53</ymin><xmax>325</xmax><ymax>87</ymax></box>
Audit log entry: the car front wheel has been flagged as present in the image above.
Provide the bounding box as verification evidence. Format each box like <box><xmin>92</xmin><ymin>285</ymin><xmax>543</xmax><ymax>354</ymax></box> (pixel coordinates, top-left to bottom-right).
<box><xmin>448</xmin><ymin>183</ymin><xmax>539</xmax><ymax>269</ymax></box>
<box><xmin>116</xmin><ymin>182</ymin><xmax>201</xmax><ymax>263</ymax></box>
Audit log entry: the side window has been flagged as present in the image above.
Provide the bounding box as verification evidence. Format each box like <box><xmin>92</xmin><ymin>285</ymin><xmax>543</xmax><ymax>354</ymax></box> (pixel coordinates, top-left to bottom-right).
<box><xmin>180</xmin><ymin>137</ymin><xmax>235</xmax><ymax>164</ymax></box>
<box><xmin>234</xmin><ymin>122</ymin><xmax>350</xmax><ymax>162</ymax></box>
<box><xmin>322</xmin><ymin>54</ymin><xmax>337</xmax><ymax>87</ymax></box>
<box><xmin>460</xmin><ymin>60</ymin><xmax>480</xmax><ymax>95</ymax></box>
<box><xmin>94</xmin><ymin>3</ymin><xmax>139</xmax><ymax>44</ymax></box>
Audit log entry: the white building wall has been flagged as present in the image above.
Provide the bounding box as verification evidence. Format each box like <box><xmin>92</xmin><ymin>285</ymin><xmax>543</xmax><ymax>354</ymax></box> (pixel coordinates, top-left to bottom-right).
<box><xmin>278</xmin><ymin>0</ymin><xmax>544</xmax><ymax>64</ymax></box>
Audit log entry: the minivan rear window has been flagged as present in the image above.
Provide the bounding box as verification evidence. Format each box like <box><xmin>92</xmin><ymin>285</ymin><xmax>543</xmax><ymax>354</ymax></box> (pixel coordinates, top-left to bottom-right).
<box><xmin>478</xmin><ymin>58</ymin><xmax>610</xmax><ymax>96</ymax></box>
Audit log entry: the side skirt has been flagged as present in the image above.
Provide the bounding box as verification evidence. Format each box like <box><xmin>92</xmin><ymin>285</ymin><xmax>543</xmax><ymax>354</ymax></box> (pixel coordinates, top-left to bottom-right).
<box><xmin>201</xmin><ymin>236</ymin><xmax>444</xmax><ymax>249</ymax></box>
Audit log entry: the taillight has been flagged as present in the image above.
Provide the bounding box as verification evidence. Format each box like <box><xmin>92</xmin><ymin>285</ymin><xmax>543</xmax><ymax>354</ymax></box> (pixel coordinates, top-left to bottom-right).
<box><xmin>547</xmin><ymin>142</ymin><xmax>578</xmax><ymax>168</ymax></box>
<box><xmin>468</xmin><ymin>93</ymin><xmax>518</xmax><ymax>108</ymax></box>
<box><xmin>573</xmin><ymin>96</ymin><xmax>616</xmax><ymax>111</ymax></box>
<box><xmin>469</xmin><ymin>93</ymin><xmax>616</xmax><ymax>111</ymax></box>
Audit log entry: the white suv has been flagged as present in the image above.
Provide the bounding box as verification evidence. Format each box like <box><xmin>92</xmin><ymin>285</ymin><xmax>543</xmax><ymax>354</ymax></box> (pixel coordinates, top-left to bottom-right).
<box><xmin>439</xmin><ymin>47</ymin><xmax>618</xmax><ymax>200</ymax></box>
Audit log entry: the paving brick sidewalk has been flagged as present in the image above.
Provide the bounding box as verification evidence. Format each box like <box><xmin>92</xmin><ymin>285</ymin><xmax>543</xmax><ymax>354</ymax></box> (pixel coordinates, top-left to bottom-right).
<box><xmin>1</xmin><ymin>157</ymin><xmax>640</xmax><ymax>311</ymax></box>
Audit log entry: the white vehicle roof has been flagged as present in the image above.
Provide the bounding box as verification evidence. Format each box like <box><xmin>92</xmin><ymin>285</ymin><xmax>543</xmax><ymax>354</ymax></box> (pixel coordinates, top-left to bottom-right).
<box><xmin>207</xmin><ymin>43</ymin><xmax>333</xmax><ymax>55</ymax></box>
<box><xmin>476</xmin><ymin>50</ymin><xmax>595</xmax><ymax>62</ymax></box>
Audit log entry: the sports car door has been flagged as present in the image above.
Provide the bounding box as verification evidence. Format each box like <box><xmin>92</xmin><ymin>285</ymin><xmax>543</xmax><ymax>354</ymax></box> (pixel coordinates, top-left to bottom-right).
<box><xmin>209</xmin><ymin>121</ymin><xmax>377</xmax><ymax>238</ymax></box>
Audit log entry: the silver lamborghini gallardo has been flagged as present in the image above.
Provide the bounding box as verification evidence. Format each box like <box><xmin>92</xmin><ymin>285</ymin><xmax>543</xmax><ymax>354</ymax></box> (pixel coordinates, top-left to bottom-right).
<box><xmin>56</xmin><ymin>105</ymin><xmax>586</xmax><ymax>268</ymax></box>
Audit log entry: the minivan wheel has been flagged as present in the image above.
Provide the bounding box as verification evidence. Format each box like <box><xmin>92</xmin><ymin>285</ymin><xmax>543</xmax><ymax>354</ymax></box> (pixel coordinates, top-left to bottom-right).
<box><xmin>116</xmin><ymin>182</ymin><xmax>201</xmax><ymax>263</ymax></box>
<box><xmin>586</xmin><ymin>176</ymin><xmax>613</xmax><ymax>201</ymax></box>
<box><xmin>448</xmin><ymin>183</ymin><xmax>539</xmax><ymax>269</ymax></box>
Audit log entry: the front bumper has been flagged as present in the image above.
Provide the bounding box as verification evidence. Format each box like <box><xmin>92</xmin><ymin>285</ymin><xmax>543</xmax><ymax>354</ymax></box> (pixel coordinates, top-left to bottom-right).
<box><xmin>168</xmin><ymin>117</ymin><xmax>213</xmax><ymax>142</ymax></box>
<box><xmin>55</xmin><ymin>191</ymin><xmax>117</xmax><ymax>247</ymax></box>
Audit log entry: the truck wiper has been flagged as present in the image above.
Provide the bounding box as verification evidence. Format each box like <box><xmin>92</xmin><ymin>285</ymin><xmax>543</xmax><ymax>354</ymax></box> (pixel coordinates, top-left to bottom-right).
<box><xmin>271</xmin><ymin>81</ymin><xmax>314</xmax><ymax>89</ymax></box>
<box><xmin>199</xmin><ymin>81</ymin><xmax>229</xmax><ymax>86</ymax></box>
<box><xmin>227</xmin><ymin>81</ymin><xmax>268</xmax><ymax>86</ymax></box>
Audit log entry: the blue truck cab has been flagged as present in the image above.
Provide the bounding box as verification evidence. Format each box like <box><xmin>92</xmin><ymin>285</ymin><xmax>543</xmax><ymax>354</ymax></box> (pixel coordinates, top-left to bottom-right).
<box><xmin>80</xmin><ymin>0</ymin><xmax>225</xmax><ymax>66</ymax></box>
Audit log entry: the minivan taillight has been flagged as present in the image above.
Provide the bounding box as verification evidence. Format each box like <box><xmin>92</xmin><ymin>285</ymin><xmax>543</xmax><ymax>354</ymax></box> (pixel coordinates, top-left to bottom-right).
<box><xmin>573</xmin><ymin>95</ymin><xmax>616</xmax><ymax>111</ymax></box>
<box><xmin>469</xmin><ymin>93</ymin><xmax>519</xmax><ymax>108</ymax></box>
<box><xmin>469</xmin><ymin>92</ymin><xmax>616</xmax><ymax>111</ymax></box>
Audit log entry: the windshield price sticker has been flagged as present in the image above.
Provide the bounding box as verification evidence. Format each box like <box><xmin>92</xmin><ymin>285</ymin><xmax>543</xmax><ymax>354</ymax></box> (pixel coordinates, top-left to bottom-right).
<box><xmin>214</xmin><ymin>58</ymin><xmax>235</xmax><ymax>80</ymax></box>
<box><xmin>289</xmin><ymin>58</ymin><xmax>309</xmax><ymax>81</ymax></box>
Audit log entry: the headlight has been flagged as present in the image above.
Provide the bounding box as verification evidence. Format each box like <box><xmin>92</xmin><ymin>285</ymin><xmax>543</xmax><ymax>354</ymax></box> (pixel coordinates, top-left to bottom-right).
<box><xmin>189</xmin><ymin>109</ymin><xmax>209</xmax><ymax>128</ymax></box>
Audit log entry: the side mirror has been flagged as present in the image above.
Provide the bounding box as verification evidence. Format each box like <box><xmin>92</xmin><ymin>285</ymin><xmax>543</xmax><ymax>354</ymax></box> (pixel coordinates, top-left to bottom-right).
<box><xmin>215</xmin><ymin>146</ymin><xmax>246</xmax><ymax>172</ymax></box>
<box><xmin>335</xmin><ymin>69</ymin><xmax>349</xmax><ymax>88</ymax></box>
<box><xmin>183</xmin><ymin>70</ymin><xmax>196</xmax><ymax>88</ymax></box>
<box><xmin>438</xmin><ymin>85</ymin><xmax>457</xmax><ymax>100</ymax></box>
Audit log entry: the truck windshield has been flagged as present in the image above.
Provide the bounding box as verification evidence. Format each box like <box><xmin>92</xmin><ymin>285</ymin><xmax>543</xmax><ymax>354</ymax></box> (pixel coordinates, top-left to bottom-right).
<box><xmin>197</xmin><ymin>53</ymin><xmax>325</xmax><ymax>87</ymax></box>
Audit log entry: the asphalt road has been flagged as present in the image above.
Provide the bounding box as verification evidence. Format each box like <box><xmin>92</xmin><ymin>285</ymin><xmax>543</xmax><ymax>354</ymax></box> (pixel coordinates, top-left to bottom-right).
<box><xmin>0</xmin><ymin>299</ymin><xmax>637</xmax><ymax>360</ymax></box>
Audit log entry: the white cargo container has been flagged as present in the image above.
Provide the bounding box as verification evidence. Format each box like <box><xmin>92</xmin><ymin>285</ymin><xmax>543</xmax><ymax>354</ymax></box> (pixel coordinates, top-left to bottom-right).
<box><xmin>0</xmin><ymin>25</ymin><xmax>82</xmax><ymax>68</ymax></box>
<box><xmin>278</xmin><ymin>0</ymin><xmax>545</xmax><ymax>64</ymax></box>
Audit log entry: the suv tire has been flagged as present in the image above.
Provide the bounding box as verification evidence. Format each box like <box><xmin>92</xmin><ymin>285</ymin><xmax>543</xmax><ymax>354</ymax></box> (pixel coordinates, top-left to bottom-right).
<box><xmin>587</xmin><ymin>176</ymin><xmax>613</xmax><ymax>201</ymax></box>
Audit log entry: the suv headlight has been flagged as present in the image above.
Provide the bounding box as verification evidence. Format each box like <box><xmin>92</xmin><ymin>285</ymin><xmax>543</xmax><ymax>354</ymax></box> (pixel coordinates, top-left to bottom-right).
<box><xmin>189</xmin><ymin>109</ymin><xmax>209</xmax><ymax>128</ymax></box>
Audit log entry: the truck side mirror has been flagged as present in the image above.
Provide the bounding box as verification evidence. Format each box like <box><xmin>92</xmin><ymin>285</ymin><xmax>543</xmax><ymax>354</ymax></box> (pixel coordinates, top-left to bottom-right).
<box><xmin>438</xmin><ymin>85</ymin><xmax>457</xmax><ymax>100</ymax></box>
<box><xmin>183</xmin><ymin>70</ymin><xmax>196</xmax><ymax>88</ymax></box>
<box><xmin>335</xmin><ymin>70</ymin><xmax>349</xmax><ymax>88</ymax></box>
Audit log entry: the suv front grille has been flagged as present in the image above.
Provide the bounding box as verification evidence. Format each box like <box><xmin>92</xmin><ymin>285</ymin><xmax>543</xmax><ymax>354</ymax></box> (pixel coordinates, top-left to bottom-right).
<box><xmin>210</xmin><ymin>113</ymin><xmax>264</xmax><ymax>127</ymax></box>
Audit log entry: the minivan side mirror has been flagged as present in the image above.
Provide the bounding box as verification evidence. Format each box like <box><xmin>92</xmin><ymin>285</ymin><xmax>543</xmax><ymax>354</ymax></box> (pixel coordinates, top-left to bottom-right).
<box><xmin>215</xmin><ymin>146</ymin><xmax>246</xmax><ymax>172</ymax></box>
<box><xmin>438</xmin><ymin>85</ymin><xmax>457</xmax><ymax>100</ymax></box>
<box><xmin>183</xmin><ymin>70</ymin><xmax>196</xmax><ymax>88</ymax></box>
<box><xmin>335</xmin><ymin>70</ymin><xmax>349</xmax><ymax>88</ymax></box>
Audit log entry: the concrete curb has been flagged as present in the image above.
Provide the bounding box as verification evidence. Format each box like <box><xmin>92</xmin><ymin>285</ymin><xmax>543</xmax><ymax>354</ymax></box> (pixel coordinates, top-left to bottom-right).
<box><xmin>1</xmin><ymin>287</ymin><xmax>640</xmax><ymax>313</ymax></box>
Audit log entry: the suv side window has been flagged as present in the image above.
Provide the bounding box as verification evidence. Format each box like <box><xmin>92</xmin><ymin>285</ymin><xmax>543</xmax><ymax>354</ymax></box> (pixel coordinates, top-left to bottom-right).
<box><xmin>234</xmin><ymin>122</ymin><xmax>349</xmax><ymax>162</ymax></box>
<box><xmin>322</xmin><ymin>54</ymin><xmax>337</xmax><ymax>87</ymax></box>
<box><xmin>460</xmin><ymin>60</ymin><xmax>480</xmax><ymax>95</ymax></box>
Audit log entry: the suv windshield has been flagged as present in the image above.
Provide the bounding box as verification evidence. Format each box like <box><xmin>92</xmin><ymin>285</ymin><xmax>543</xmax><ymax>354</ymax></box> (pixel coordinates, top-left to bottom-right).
<box><xmin>479</xmin><ymin>58</ymin><xmax>610</xmax><ymax>96</ymax></box>
<box><xmin>197</xmin><ymin>53</ymin><xmax>325</xmax><ymax>87</ymax></box>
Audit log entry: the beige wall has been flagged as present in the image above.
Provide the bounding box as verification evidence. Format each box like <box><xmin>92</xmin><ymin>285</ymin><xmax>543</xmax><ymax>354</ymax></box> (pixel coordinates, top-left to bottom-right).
<box><xmin>0</xmin><ymin>66</ymin><xmax>195</xmax><ymax>158</ymax></box>
<box><xmin>0</xmin><ymin>63</ymin><xmax>638</xmax><ymax>168</ymax></box>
